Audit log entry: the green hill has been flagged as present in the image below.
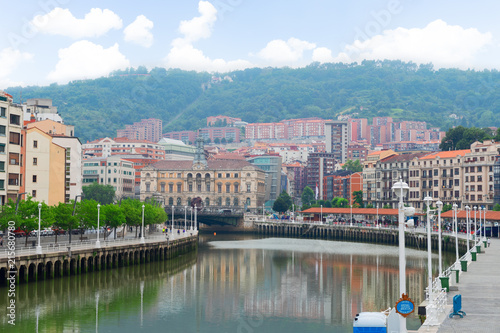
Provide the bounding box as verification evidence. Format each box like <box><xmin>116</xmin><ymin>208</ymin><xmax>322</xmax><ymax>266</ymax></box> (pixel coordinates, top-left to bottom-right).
<box><xmin>7</xmin><ymin>61</ymin><xmax>500</xmax><ymax>143</ymax></box>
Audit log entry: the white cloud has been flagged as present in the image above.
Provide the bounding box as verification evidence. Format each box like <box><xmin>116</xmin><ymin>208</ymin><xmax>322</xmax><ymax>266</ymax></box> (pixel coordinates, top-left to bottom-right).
<box><xmin>178</xmin><ymin>1</ymin><xmax>217</xmax><ymax>42</ymax></box>
<box><xmin>256</xmin><ymin>38</ymin><xmax>316</xmax><ymax>65</ymax></box>
<box><xmin>31</xmin><ymin>8</ymin><xmax>122</xmax><ymax>39</ymax></box>
<box><xmin>48</xmin><ymin>41</ymin><xmax>130</xmax><ymax>83</ymax></box>
<box><xmin>0</xmin><ymin>47</ymin><xmax>33</xmax><ymax>87</ymax></box>
<box><xmin>334</xmin><ymin>19</ymin><xmax>493</xmax><ymax>68</ymax></box>
<box><xmin>165</xmin><ymin>1</ymin><xmax>252</xmax><ymax>72</ymax></box>
<box><xmin>312</xmin><ymin>47</ymin><xmax>335</xmax><ymax>63</ymax></box>
<box><xmin>124</xmin><ymin>15</ymin><xmax>154</xmax><ymax>47</ymax></box>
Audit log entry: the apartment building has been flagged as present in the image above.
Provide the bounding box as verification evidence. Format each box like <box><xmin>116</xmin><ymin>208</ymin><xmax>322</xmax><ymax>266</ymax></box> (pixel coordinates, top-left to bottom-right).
<box><xmin>198</xmin><ymin>127</ymin><xmax>241</xmax><ymax>143</ymax></box>
<box><xmin>206</xmin><ymin>115</ymin><xmax>241</xmax><ymax>126</ymax></box>
<box><xmin>325</xmin><ymin>120</ymin><xmax>350</xmax><ymax>163</ymax></box>
<box><xmin>25</xmin><ymin>127</ymin><xmax>66</xmax><ymax>205</ymax></box>
<box><xmin>163</xmin><ymin>130</ymin><xmax>197</xmax><ymax>144</ymax></box>
<box><xmin>247</xmin><ymin>154</ymin><xmax>282</xmax><ymax>202</ymax></box>
<box><xmin>82</xmin><ymin>156</ymin><xmax>135</xmax><ymax>200</ymax></box>
<box><xmin>83</xmin><ymin>137</ymin><xmax>166</xmax><ymax>159</ymax></box>
<box><xmin>0</xmin><ymin>92</ymin><xmax>23</xmax><ymax>205</ymax></box>
<box><xmin>323</xmin><ymin>171</ymin><xmax>362</xmax><ymax>203</ymax></box>
<box><xmin>362</xmin><ymin>150</ymin><xmax>397</xmax><ymax>205</ymax></box>
<box><xmin>117</xmin><ymin>118</ymin><xmax>162</xmax><ymax>143</ymax></box>
<box><xmin>306</xmin><ymin>152</ymin><xmax>337</xmax><ymax>199</ymax></box>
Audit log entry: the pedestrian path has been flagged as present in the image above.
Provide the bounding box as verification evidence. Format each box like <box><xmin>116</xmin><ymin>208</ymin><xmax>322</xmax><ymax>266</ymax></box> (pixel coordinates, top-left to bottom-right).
<box><xmin>435</xmin><ymin>238</ymin><xmax>500</xmax><ymax>333</ymax></box>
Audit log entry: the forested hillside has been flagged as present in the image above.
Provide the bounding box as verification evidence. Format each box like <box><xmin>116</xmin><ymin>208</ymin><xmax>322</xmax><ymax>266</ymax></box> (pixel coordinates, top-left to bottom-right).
<box><xmin>7</xmin><ymin>61</ymin><xmax>500</xmax><ymax>143</ymax></box>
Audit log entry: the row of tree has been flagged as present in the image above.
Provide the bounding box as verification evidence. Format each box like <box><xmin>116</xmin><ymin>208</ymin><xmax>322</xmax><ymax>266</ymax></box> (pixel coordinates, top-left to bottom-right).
<box><xmin>0</xmin><ymin>196</ymin><xmax>167</xmax><ymax>246</ymax></box>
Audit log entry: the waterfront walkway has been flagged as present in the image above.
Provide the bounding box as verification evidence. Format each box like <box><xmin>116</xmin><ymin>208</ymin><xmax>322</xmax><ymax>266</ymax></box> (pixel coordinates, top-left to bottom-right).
<box><xmin>432</xmin><ymin>238</ymin><xmax>500</xmax><ymax>333</ymax></box>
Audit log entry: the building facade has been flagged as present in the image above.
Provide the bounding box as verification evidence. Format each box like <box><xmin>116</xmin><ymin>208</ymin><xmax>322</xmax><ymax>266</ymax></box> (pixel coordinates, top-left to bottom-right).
<box><xmin>82</xmin><ymin>137</ymin><xmax>166</xmax><ymax>159</ymax></box>
<box><xmin>325</xmin><ymin>121</ymin><xmax>350</xmax><ymax>164</ymax></box>
<box><xmin>82</xmin><ymin>156</ymin><xmax>135</xmax><ymax>200</ymax></box>
<box><xmin>246</xmin><ymin>154</ymin><xmax>283</xmax><ymax>203</ymax></box>
<box><xmin>117</xmin><ymin>118</ymin><xmax>162</xmax><ymax>143</ymax></box>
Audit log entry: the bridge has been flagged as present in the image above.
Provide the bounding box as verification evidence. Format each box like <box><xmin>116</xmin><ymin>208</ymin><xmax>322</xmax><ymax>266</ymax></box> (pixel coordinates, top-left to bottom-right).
<box><xmin>169</xmin><ymin>206</ymin><xmax>247</xmax><ymax>228</ymax></box>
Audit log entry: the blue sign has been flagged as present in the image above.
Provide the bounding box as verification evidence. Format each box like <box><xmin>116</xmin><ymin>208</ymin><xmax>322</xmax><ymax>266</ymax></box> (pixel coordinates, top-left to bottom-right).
<box><xmin>396</xmin><ymin>300</ymin><xmax>414</xmax><ymax>315</ymax></box>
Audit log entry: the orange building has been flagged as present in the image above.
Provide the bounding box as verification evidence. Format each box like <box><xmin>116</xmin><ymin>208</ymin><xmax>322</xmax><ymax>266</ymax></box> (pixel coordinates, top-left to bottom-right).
<box><xmin>323</xmin><ymin>171</ymin><xmax>362</xmax><ymax>204</ymax></box>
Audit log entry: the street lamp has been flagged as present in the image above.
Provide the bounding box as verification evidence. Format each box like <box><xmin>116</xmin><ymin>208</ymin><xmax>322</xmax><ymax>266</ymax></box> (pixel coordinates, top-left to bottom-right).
<box><xmin>423</xmin><ymin>196</ymin><xmax>433</xmax><ymax>303</ymax></box>
<box><xmin>482</xmin><ymin>207</ymin><xmax>486</xmax><ymax>241</ymax></box>
<box><xmin>141</xmin><ymin>204</ymin><xmax>145</xmax><ymax>244</ymax></box>
<box><xmin>184</xmin><ymin>206</ymin><xmax>187</xmax><ymax>232</ymax></box>
<box><xmin>190</xmin><ymin>206</ymin><xmax>193</xmax><ymax>230</ymax></box>
<box><xmin>392</xmin><ymin>179</ymin><xmax>410</xmax><ymax>333</ymax></box>
<box><xmin>350</xmin><ymin>204</ymin><xmax>353</xmax><ymax>227</ymax></box>
<box><xmin>96</xmin><ymin>204</ymin><xmax>101</xmax><ymax>248</ymax></box>
<box><xmin>453</xmin><ymin>203</ymin><xmax>459</xmax><ymax>265</ymax></box>
<box><xmin>15</xmin><ymin>192</ymin><xmax>27</xmax><ymax>215</ymax></box>
<box><xmin>171</xmin><ymin>205</ymin><xmax>175</xmax><ymax>235</ymax></box>
<box><xmin>194</xmin><ymin>206</ymin><xmax>197</xmax><ymax>232</ymax></box>
<box><xmin>473</xmin><ymin>206</ymin><xmax>477</xmax><ymax>242</ymax></box>
<box><xmin>320</xmin><ymin>205</ymin><xmax>323</xmax><ymax>224</ymax></box>
<box><xmin>465</xmin><ymin>206</ymin><xmax>470</xmax><ymax>255</ymax></box>
<box><xmin>436</xmin><ymin>200</ymin><xmax>443</xmax><ymax>276</ymax></box>
<box><xmin>36</xmin><ymin>203</ymin><xmax>42</xmax><ymax>254</ymax></box>
<box><xmin>292</xmin><ymin>203</ymin><xmax>295</xmax><ymax>223</ymax></box>
<box><xmin>376</xmin><ymin>202</ymin><xmax>379</xmax><ymax>228</ymax></box>
<box><xmin>262</xmin><ymin>204</ymin><xmax>265</xmax><ymax>222</ymax></box>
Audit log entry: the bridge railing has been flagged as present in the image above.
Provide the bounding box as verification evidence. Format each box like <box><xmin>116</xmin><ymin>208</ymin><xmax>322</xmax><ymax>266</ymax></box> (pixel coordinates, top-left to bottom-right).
<box><xmin>0</xmin><ymin>231</ymin><xmax>197</xmax><ymax>258</ymax></box>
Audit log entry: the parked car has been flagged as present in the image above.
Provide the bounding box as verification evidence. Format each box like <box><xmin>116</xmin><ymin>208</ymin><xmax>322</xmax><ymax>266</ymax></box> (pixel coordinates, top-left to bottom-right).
<box><xmin>13</xmin><ymin>228</ymin><xmax>26</xmax><ymax>238</ymax></box>
<box><xmin>52</xmin><ymin>228</ymin><xmax>66</xmax><ymax>235</ymax></box>
<box><xmin>42</xmin><ymin>228</ymin><xmax>54</xmax><ymax>236</ymax></box>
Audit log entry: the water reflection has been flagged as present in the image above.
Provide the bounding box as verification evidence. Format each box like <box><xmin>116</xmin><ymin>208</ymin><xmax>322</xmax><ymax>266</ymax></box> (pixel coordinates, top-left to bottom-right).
<box><xmin>0</xmin><ymin>236</ymin><xmax>454</xmax><ymax>333</ymax></box>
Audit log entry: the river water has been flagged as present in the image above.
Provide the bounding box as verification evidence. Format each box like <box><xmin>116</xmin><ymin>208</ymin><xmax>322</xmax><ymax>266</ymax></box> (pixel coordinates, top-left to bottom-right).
<box><xmin>1</xmin><ymin>234</ymin><xmax>454</xmax><ymax>332</ymax></box>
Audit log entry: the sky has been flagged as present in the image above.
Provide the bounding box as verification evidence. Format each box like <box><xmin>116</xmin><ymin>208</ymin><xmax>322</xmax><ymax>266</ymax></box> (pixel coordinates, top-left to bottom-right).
<box><xmin>1</xmin><ymin>0</ymin><xmax>500</xmax><ymax>87</ymax></box>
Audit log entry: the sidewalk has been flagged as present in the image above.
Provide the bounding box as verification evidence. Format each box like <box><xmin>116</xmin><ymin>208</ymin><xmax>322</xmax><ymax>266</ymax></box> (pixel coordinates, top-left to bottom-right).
<box><xmin>435</xmin><ymin>238</ymin><xmax>500</xmax><ymax>333</ymax></box>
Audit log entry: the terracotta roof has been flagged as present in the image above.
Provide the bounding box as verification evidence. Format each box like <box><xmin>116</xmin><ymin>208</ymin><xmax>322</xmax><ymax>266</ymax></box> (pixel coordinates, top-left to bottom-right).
<box><xmin>151</xmin><ymin>159</ymin><xmax>257</xmax><ymax>171</ymax></box>
<box><xmin>212</xmin><ymin>153</ymin><xmax>246</xmax><ymax>160</ymax></box>
<box><xmin>419</xmin><ymin>149</ymin><xmax>471</xmax><ymax>160</ymax></box>
<box><xmin>380</xmin><ymin>152</ymin><xmax>430</xmax><ymax>163</ymax></box>
<box><xmin>441</xmin><ymin>210</ymin><xmax>500</xmax><ymax>221</ymax></box>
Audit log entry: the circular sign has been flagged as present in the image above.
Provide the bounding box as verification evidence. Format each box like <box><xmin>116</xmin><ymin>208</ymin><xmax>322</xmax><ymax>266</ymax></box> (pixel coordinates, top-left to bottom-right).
<box><xmin>395</xmin><ymin>293</ymin><xmax>415</xmax><ymax>317</ymax></box>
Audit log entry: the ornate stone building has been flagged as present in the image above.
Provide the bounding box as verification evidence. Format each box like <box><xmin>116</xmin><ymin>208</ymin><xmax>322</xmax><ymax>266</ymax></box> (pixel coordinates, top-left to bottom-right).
<box><xmin>140</xmin><ymin>138</ymin><xmax>266</xmax><ymax>210</ymax></box>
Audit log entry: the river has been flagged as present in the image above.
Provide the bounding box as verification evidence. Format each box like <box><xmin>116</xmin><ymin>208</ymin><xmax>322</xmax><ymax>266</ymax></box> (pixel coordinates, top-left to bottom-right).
<box><xmin>1</xmin><ymin>234</ymin><xmax>455</xmax><ymax>332</ymax></box>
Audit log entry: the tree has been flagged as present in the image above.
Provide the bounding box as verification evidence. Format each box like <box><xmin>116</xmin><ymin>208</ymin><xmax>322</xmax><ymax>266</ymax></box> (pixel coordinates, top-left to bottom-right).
<box><xmin>342</xmin><ymin>160</ymin><xmax>363</xmax><ymax>173</ymax></box>
<box><xmin>441</xmin><ymin>204</ymin><xmax>453</xmax><ymax>213</ymax></box>
<box><xmin>301</xmin><ymin>186</ymin><xmax>315</xmax><ymax>206</ymax></box>
<box><xmin>0</xmin><ymin>196</ymin><xmax>52</xmax><ymax>247</ymax></box>
<box><xmin>277</xmin><ymin>191</ymin><xmax>293</xmax><ymax>211</ymax></box>
<box><xmin>383</xmin><ymin>204</ymin><xmax>391</xmax><ymax>209</ymax></box>
<box><xmin>51</xmin><ymin>201</ymin><xmax>79</xmax><ymax>243</ymax></box>
<box><xmin>121</xmin><ymin>199</ymin><xmax>143</xmax><ymax>238</ymax></box>
<box><xmin>332</xmin><ymin>198</ymin><xmax>349</xmax><ymax>208</ymax></box>
<box><xmin>75</xmin><ymin>199</ymin><xmax>101</xmax><ymax>240</ymax></box>
<box><xmin>439</xmin><ymin>126</ymin><xmax>491</xmax><ymax>151</ymax></box>
<box><xmin>82</xmin><ymin>183</ymin><xmax>116</xmax><ymax>205</ymax></box>
<box><xmin>214</xmin><ymin>138</ymin><xmax>221</xmax><ymax>144</ymax></box>
<box><xmin>493</xmin><ymin>204</ymin><xmax>500</xmax><ymax>211</ymax></box>
<box><xmin>102</xmin><ymin>204</ymin><xmax>126</xmax><ymax>239</ymax></box>
<box><xmin>353</xmin><ymin>190</ymin><xmax>363</xmax><ymax>207</ymax></box>
<box><xmin>272</xmin><ymin>197</ymin><xmax>288</xmax><ymax>213</ymax></box>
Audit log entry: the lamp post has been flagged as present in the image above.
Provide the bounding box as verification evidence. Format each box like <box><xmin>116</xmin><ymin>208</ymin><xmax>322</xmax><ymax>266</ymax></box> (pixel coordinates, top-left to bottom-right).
<box><xmin>392</xmin><ymin>179</ymin><xmax>410</xmax><ymax>333</ymax></box>
<box><xmin>423</xmin><ymin>196</ymin><xmax>433</xmax><ymax>303</ymax></box>
<box><xmin>36</xmin><ymin>203</ymin><xmax>42</xmax><ymax>254</ymax></box>
<box><xmin>190</xmin><ymin>206</ymin><xmax>193</xmax><ymax>230</ymax></box>
<box><xmin>96</xmin><ymin>204</ymin><xmax>101</xmax><ymax>248</ymax></box>
<box><xmin>292</xmin><ymin>203</ymin><xmax>295</xmax><ymax>223</ymax></box>
<box><xmin>171</xmin><ymin>205</ymin><xmax>175</xmax><ymax>235</ymax></box>
<box><xmin>262</xmin><ymin>204</ymin><xmax>265</xmax><ymax>222</ymax></box>
<box><xmin>478</xmin><ymin>207</ymin><xmax>482</xmax><ymax>241</ymax></box>
<box><xmin>376</xmin><ymin>202</ymin><xmax>379</xmax><ymax>228</ymax></box>
<box><xmin>465</xmin><ymin>206</ymin><xmax>470</xmax><ymax>255</ymax></box>
<box><xmin>350</xmin><ymin>204</ymin><xmax>353</xmax><ymax>227</ymax></box>
<box><xmin>141</xmin><ymin>204</ymin><xmax>145</xmax><ymax>244</ymax></box>
<box><xmin>473</xmin><ymin>206</ymin><xmax>477</xmax><ymax>242</ymax></box>
<box><xmin>453</xmin><ymin>203</ymin><xmax>459</xmax><ymax>265</ymax></box>
<box><xmin>194</xmin><ymin>206</ymin><xmax>197</xmax><ymax>232</ymax></box>
<box><xmin>436</xmin><ymin>200</ymin><xmax>443</xmax><ymax>276</ymax></box>
<box><xmin>320</xmin><ymin>205</ymin><xmax>323</xmax><ymax>224</ymax></box>
<box><xmin>184</xmin><ymin>206</ymin><xmax>187</xmax><ymax>232</ymax></box>
<box><xmin>482</xmin><ymin>207</ymin><xmax>486</xmax><ymax>241</ymax></box>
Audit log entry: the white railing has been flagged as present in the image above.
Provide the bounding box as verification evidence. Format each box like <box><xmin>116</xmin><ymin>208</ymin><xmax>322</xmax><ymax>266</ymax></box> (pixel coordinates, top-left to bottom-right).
<box><xmin>0</xmin><ymin>231</ymin><xmax>197</xmax><ymax>258</ymax></box>
<box><xmin>423</xmin><ymin>288</ymin><xmax>448</xmax><ymax>327</ymax></box>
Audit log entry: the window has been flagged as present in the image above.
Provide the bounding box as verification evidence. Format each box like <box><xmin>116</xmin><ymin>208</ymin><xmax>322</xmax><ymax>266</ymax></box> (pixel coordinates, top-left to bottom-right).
<box><xmin>478</xmin><ymin>185</ymin><xmax>483</xmax><ymax>191</ymax></box>
<box><xmin>9</xmin><ymin>114</ymin><xmax>20</xmax><ymax>125</ymax></box>
<box><xmin>471</xmin><ymin>195</ymin><xmax>475</xmax><ymax>201</ymax></box>
<box><xmin>226</xmin><ymin>197</ymin><xmax>231</xmax><ymax>206</ymax></box>
<box><xmin>160</xmin><ymin>183</ymin><xmax>165</xmax><ymax>192</ymax></box>
<box><xmin>0</xmin><ymin>143</ymin><xmax>4</xmax><ymax>153</ymax></box>
<box><xmin>433</xmin><ymin>180</ymin><xmax>438</xmax><ymax>187</ymax></box>
<box><xmin>247</xmin><ymin>183</ymin><xmax>251</xmax><ymax>193</ymax></box>
<box><xmin>33</xmin><ymin>157</ymin><xmax>37</xmax><ymax>166</ymax></box>
<box><xmin>8</xmin><ymin>173</ymin><xmax>19</xmax><ymax>186</ymax></box>
<box><xmin>9</xmin><ymin>132</ymin><xmax>20</xmax><ymax>145</ymax></box>
<box><xmin>168</xmin><ymin>197</ymin><xmax>174</xmax><ymax>205</ymax></box>
<box><xmin>0</xmin><ymin>161</ymin><xmax>4</xmax><ymax>172</ymax></box>
<box><xmin>146</xmin><ymin>183</ymin><xmax>150</xmax><ymax>192</ymax></box>
<box><xmin>206</xmin><ymin>184</ymin><xmax>210</xmax><ymax>192</ymax></box>
<box><xmin>471</xmin><ymin>185</ymin><xmax>475</xmax><ymax>191</ymax></box>
<box><xmin>226</xmin><ymin>173</ymin><xmax>230</xmax><ymax>178</ymax></box>
<box><xmin>433</xmin><ymin>169</ymin><xmax>438</xmax><ymax>176</ymax></box>
<box><xmin>226</xmin><ymin>184</ymin><xmax>231</xmax><ymax>193</ymax></box>
<box><xmin>177</xmin><ymin>184</ymin><xmax>182</xmax><ymax>192</ymax></box>
<box><xmin>0</xmin><ymin>125</ymin><xmax>5</xmax><ymax>136</ymax></box>
<box><xmin>217</xmin><ymin>173</ymin><xmax>222</xmax><ymax>178</ymax></box>
<box><xmin>471</xmin><ymin>176</ymin><xmax>475</xmax><ymax>182</ymax></box>
<box><xmin>470</xmin><ymin>166</ymin><xmax>475</xmax><ymax>172</ymax></box>
<box><xmin>0</xmin><ymin>107</ymin><xmax>5</xmax><ymax>117</ymax></box>
<box><xmin>177</xmin><ymin>173</ymin><xmax>181</xmax><ymax>178</ymax></box>
<box><xmin>169</xmin><ymin>183</ymin><xmax>173</xmax><ymax>193</ymax></box>
<box><xmin>32</xmin><ymin>190</ymin><xmax>36</xmax><ymax>197</ymax></box>
<box><xmin>33</xmin><ymin>175</ymin><xmax>37</xmax><ymax>183</ymax></box>
<box><xmin>9</xmin><ymin>152</ymin><xmax>19</xmax><ymax>165</ymax></box>
<box><xmin>189</xmin><ymin>184</ymin><xmax>193</xmax><ymax>192</ymax></box>
<box><xmin>234</xmin><ymin>183</ymin><xmax>239</xmax><ymax>193</ymax></box>
<box><xmin>478</xmin><ymin>166</ymin><xmax>482</xmax><ymax>172</ymax></box>
<box><xmin>218</xmin><ymin>183</ymin><xmax>222</xmax><ymax>193</ymax></box>
<box><xmin>234</xmin><ymin>173</ymin><xmax>238</xmax><ymax>178</ymax></box>
<box><xmin>0</xmin><ymin>179</ymin><xmax>4</xmax><ymax>189</ymax></box>
<box><xmin>197</xmin><ymin>184</ymin><xmax>202</xmax><ymax>192</ymax></box>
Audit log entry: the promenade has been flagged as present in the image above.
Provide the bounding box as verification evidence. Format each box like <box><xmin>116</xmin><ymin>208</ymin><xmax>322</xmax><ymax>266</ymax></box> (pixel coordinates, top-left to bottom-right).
<box><xmin>435</xmin><ymin>238</ymin><xmax>500</xmax><ymax>333</ymax></box>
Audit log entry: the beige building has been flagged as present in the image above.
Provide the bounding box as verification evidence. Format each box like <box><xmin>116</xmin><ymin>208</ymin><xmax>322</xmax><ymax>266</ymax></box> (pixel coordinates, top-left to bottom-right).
<box><xmin>408</xmin><ymin>149</ymin><xmax>470</xmax><ymax>212</ymax></box>
<box><xmin>140</xmin><ymin>139</ymin><xmax>266</xmax><ymax>210</ymax></box>
<box><xmin>25</xmin><ymin>127</ymin><xmax>66</xmax><ymax>205</ymax></box>
<box><xmin>362</xmin><ymin>149</ymin><xmax>396</xmax><ymax>205</ymax></box>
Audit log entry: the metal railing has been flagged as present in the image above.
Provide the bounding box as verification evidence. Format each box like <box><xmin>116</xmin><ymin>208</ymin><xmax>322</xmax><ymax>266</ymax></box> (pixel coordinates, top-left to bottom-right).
<box><xmin>0</xmin><ymin>231</ymin><xmax>197</xmax><ymax>258</ymax></box>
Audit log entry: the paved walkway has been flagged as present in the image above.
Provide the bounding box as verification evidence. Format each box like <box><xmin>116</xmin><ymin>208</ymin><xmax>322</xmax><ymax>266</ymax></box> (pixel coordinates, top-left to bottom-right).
<box><xmin>435</xmin><ymin>238</ymin><xmax>500</xmax><ymax>333</ymax></box>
